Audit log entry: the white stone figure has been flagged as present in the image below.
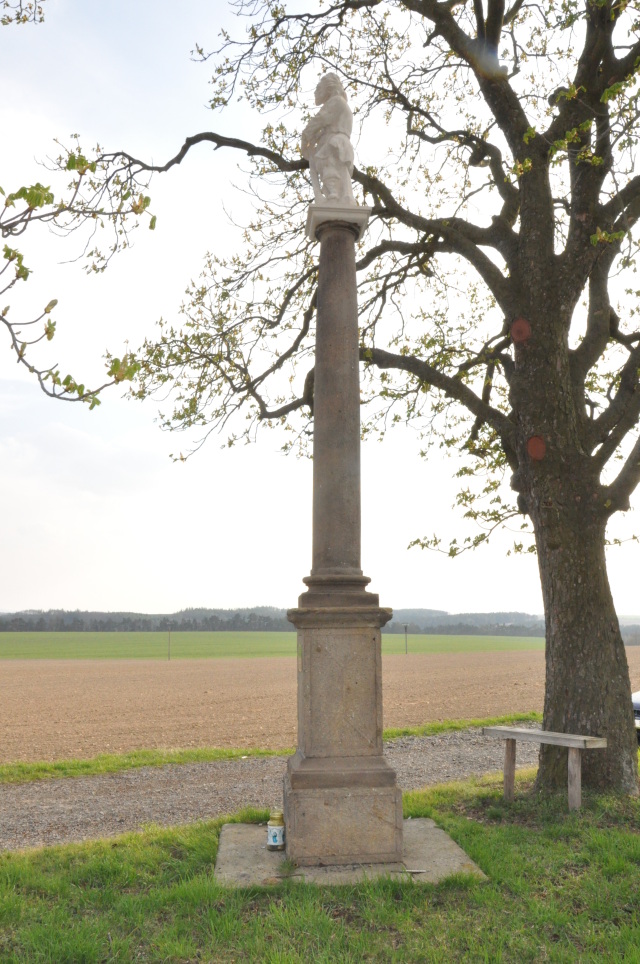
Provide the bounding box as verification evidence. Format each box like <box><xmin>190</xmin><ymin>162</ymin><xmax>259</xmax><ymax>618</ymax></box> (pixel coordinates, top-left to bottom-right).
<box><xmin>301</xmin><ymin>73</ymin><xmax>356</xmax><ymax>207</ymax></box>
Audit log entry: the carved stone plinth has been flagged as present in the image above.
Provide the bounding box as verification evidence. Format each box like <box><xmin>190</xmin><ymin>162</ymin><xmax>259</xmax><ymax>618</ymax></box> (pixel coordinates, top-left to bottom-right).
<box><xmin>284</xmin><ymin>607</ymin><xmax>402</xmax><ymax>865</ymax></box>
<box><xmin>284</xmin><ymin>781</ymin><xmax>403</xmax><ymax>867</ymax></box>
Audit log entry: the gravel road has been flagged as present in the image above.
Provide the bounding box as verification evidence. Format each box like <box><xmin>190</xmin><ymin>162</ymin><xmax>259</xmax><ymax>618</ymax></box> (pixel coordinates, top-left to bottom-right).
<box><xmin>0</xmin><ymin>728</ymin><xmax>540</xmax><ymax>852</ymax></box>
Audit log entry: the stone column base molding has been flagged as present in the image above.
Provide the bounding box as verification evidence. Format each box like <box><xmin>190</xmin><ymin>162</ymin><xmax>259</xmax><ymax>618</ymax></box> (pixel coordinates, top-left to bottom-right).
<box><xmin>296</xmin><ymin>571</ymin><xmax>381</xmax><ymax>609</ymax></box>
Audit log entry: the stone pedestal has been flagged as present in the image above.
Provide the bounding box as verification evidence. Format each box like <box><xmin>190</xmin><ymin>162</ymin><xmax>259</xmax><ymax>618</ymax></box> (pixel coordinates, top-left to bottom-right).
<box><xmin>284</xmin><ymin>208</ymin><xmax>402</xmax><ymax>866</ymax></box>
<box><xmin>284</xmin><ymin>607</ymin><xmax>402</xmax><ymax>866</ymax></box>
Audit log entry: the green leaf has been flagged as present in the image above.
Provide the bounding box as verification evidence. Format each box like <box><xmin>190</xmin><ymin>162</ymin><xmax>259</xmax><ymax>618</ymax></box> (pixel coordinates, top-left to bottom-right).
<box><xmin>590</xmin><ymin>226</ymin><xmax>626</xmax><ymax>246</ymax></box>
<box><xmin>601</xmin><ymin>81</ymin><xmax>624</xmax><ymax>103</ymax></box>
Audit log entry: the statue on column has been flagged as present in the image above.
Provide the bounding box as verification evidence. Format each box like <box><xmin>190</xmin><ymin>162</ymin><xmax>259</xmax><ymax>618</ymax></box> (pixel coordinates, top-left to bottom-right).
<box><xmin>301</xmin><ymin>73</ymin><xmax>356</xmax><ymax>206</ymax></box>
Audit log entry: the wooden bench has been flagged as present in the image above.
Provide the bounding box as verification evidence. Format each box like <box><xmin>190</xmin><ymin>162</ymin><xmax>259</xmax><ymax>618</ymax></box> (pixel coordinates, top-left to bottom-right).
<box><xmin>481</xmin><ymin>726</ymin><xmax>607</xmax><ymax>811</ymax></box>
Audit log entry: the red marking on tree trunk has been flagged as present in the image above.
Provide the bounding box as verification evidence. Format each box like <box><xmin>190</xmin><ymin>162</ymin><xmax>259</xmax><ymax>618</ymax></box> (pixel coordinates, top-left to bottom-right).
<box><xmin>511</xmin><ymin>317</ymin><xmax>532</xmax><ymax>343</ymax></box>
<box><xmin>527</xmin><ymin>435</ymin><xmax>546</xmax><ymax>460</ymax></box>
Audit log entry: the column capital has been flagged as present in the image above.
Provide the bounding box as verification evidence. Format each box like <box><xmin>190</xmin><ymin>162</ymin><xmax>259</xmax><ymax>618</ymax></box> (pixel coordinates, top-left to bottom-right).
<box><xmin>306</xmin><ymin>204</ymin><xmax>372</xmax><ymax>241</ymax></box>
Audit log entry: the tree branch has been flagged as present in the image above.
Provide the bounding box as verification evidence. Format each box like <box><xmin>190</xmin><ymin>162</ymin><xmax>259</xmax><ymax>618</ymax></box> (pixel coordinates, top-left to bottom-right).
<box><xmin>102</xmin><ymin>128</ymin><xmax>516</xmax><ymax>308</ymax></box>
<box><xmin>602</xmin><ymin>174</ymin><xmax>640</xmax><ymax>223</ymax></box>
<box><xmin>100</xmin><ymin>131</ymin><xmax>307</xmax><ymax>178</ymax></box>
<box><xmin>604</xmin><ymin>433</ymin><xmax>640</xmax><ymax>514</ymax></box>
<box><xmin>485</xmin><ymin>0</ymin><xmax>505</xmax><ymax>48</ymax></box>
<box><xmin>590</xmin><ymin>342</ymin><xmax>640</xmax><ymax>463</ymax></box>
<box><xmin>362</xmin><ymin>344</ymin><xmax>517</xmax><ymax>462</ymax></box>
<box><xmin>100</xmin><ymin>123</ymin><xmax>513</xmax><ymax>282</ymax></box>
<box><xmin>606</xmin><ymin>38</ymin><xmax>640</xmax><ymax>89</ymax></box>
<box><xmin>569</xmin><ymin>256</ymin><xmax>618</xmax><ymax>389</ymax></box>
<box><xmin>253</xmin><ymin>367</ymin><xmax>315</xmax><ymax>420</ymax></box>
<box><xmin>377</xmin><ymin>59</ymin><xmax>519</xmax><ymax>218</ymax></box>
<box><xmin>402</xmin><ymin>0</ymin><xmax>531</xmax><ymax>153</ymax></box>
<box><xmin>503</xmin><ymin>0</ymin><xmax>525</xmax><ymax>26</ymax></box>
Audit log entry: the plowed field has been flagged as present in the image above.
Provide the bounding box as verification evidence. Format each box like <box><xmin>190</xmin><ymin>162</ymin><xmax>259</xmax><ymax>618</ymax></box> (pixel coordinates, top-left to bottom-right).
<box><xmin>3</xmin><ymin>649</ymin><xmax>640</xmax><ymax>763</ymax></box>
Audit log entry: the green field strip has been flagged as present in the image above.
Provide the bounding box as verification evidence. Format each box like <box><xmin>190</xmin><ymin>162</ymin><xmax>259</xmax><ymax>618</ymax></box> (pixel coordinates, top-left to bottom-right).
<box><xmin>0</xmin><ymin>630</ymin><xmax>545</xmax><ymax>659</ymax></box>
<box><xmin>0</xmin><ymin>631</ymin><xmax>297</xmax><ymax>660</ymax></box>
<box><xmin>0</xmin><ymin>746</ymin><xmax>293</xmax><ymax>785</ymax></box>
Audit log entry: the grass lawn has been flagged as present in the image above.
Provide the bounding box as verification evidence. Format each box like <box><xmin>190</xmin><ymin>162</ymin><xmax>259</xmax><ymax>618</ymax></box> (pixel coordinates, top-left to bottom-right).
<box><xmin>0</xmin><ymin>630</ymin><xmax>545</xmax><ymax>660</ymax></box>
<box><xmin>0</xmin><ymin>773</ymin><xmax>638</xmax><ymax>962</ymax></box>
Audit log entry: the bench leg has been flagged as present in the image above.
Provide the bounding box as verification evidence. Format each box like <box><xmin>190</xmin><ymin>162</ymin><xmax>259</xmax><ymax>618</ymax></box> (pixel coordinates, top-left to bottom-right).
<box><xmin>567</xmin><ymin>747</ymin><xmax>582</xmax><ymax>811</ymax></box>
<box><xmin>504</xmin><ymin>738</ymin><xmax>516</xmax><ymax>802</ymax></box>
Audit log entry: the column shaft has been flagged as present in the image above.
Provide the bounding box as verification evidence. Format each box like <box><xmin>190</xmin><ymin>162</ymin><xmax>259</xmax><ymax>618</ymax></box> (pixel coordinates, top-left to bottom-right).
<box><xmin>311</xmin><ymin>221</ymin><xmax>362</xmax><ymax>576</ymax></box>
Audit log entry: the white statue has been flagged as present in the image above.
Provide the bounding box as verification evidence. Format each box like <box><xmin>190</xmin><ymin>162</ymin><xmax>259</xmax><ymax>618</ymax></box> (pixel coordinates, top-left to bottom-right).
<box><xmin>301</xmin><ymin>73</ymin><xmax>356</xmax><ymax>207</ymax></box>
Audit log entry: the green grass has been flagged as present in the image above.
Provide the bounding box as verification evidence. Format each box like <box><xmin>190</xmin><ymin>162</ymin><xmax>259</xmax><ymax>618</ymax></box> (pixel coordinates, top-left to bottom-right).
<box><xmin>0</xmin><ymin>714</ymin><xmax>543</xmax><ymax>786</ymax></box>
<box><xmin>0</xmin><ymin>746</ymin><xmax>291</xmax><ymax>786</ymax></box>
<box><xmin>383</xmin><ymin>710</ymin><xmax>543</xmax><ymax>740</ymax></box>
<box><xmin>0</xmin><ymin>630</ymin><xmax>545</xmax><ymax>660</ymax></box>
<box><xmin>1</xmin><ymin>776</ymin><xmax>639</xmax><ymax>962</ymax></box>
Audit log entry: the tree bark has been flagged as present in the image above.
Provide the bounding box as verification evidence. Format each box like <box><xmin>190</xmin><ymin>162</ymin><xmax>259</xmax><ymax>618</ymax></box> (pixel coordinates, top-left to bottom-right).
<box><xmin>506</xmin><ymin>194</ymin><xmax>639</xmax><ymax>794</ymax></box>
<box><xmin>531</xmin><ymin>496</ymin><xmax>638</xmax><ymax>794</ymax></box>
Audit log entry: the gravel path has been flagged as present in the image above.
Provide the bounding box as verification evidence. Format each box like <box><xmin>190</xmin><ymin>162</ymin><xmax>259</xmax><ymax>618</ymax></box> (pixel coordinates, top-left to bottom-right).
<box><xmin>0</xmin><ymin>729</ymin><xmax>540</xmax><ymax>852</ymax></box>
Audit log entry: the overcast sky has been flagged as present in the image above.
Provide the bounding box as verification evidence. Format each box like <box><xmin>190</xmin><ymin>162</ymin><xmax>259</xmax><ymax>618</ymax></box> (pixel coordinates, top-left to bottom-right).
<box><xmin>1</xmin><ymin>0</ymin><xmax>638</xmax><ymax>617</ymax></box>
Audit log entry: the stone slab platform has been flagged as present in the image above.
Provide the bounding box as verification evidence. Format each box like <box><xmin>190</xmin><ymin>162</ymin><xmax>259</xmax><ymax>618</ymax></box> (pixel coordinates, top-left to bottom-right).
<box><xmin>214</xmin><ymin>818</ymin><xmax>485</xmax><ymax>886</ymax></box>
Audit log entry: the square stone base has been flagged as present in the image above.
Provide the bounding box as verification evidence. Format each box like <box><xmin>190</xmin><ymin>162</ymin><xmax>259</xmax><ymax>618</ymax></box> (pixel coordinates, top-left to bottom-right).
<box><xmin>214</xmin><ymin>819</ymin><xmax>486</xmax><ymax>886</ymax></box>
<box><xmin>284</xmin><ymin>773</ymin><xmax>403</xmax><ymax>866</ymax></box>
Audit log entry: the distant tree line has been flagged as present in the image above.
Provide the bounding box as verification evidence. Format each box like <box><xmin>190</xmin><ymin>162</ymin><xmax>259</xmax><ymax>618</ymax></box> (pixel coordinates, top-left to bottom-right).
<box><xmin>384</xmin><ymin>609</ymin><xmax>546</xmax><ymax>637</ymax></box>
<box><xmin>1</xmin><ymin>607</ymin><xmax>637</xmax><ymax>643</ymax></box>
<box><xmin>0</xmin><ymin>607</ymin><xmax>293</xmax><ymax>633</ymax></box>
<box><xmin>384</xmin><ymin>620</ymin><xmax>546</xmax><ymax>637</ymax></box>
<box><xmin>384</xmin><ymin>614</ymin><xmax>640</xmax><ymax>644</ymax></box>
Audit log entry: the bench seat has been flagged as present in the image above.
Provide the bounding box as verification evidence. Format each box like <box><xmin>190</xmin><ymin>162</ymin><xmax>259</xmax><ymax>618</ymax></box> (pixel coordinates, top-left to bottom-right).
<box><xmin>481</xmin><ymin>726</ymin><xmax>607</xmax><ymax>810</ymax></box>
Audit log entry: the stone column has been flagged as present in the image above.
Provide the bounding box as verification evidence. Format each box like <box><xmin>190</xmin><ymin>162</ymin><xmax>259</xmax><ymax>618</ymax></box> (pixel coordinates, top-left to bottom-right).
<box><xmin>283</xmin><ymin>206</ymin><xmax>403</xmax><ymax>867</ymax></box>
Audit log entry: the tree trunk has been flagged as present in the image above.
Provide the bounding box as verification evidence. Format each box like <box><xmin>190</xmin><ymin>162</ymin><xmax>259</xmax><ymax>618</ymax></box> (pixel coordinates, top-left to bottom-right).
<box><xmin>531</xmin><ymin>498</ymin><xmax>638</xmax><ymax>794</ymax></box>
<box><xmin>507</xmin><ymin>235</ymin><xmax>638</xmax><ymax>795</ymax></box>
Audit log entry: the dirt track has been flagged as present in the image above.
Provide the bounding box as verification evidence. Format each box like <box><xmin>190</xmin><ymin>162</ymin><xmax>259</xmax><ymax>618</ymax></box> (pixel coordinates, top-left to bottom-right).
<box><xmin>3</xmin><ymin>649</ymin><xmax>640</xmax><ymax>763</ymax></box>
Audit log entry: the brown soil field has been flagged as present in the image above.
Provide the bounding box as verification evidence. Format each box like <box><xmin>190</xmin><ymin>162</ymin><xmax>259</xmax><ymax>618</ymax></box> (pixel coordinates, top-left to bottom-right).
<box><xmin>3</xmin><ymin>649</ymin><xmax>640</xmax><ymax>763</ymax></box>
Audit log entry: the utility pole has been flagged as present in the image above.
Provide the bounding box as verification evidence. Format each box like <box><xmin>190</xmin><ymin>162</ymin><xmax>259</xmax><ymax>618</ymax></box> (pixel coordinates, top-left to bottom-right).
<box><xmin>403</xmin><ymin>624</ymin><xmax>408</xmax><ymax>655</ymax></box>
